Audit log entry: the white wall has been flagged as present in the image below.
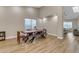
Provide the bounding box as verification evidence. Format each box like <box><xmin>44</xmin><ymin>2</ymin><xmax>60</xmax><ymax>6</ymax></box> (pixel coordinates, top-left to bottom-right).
<box><xmin>0</xmin><ymin>7</ymin><xmax>39</xmax><ymax>39</ymax></box>
<box><xmin>0</xmin><ymin>6</ymin><xmax>64</xmax><ymax>39</ymax></box>
<box><xmin>37</xmin><ymin>6</ymin><xmax>63</xmax><ymax>39</ymax></box>
<box><xmin>76</xmin><ymin>17</ymin><xmax>79</xmax><ymax>29</ymax></box>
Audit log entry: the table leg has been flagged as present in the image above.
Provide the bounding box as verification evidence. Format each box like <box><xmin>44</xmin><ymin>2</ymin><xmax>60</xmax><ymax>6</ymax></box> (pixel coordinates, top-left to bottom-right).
<box><xmin>17</xmin><ymin>31</ymin><xmax>20</xmax><ymax>44</ymax></box>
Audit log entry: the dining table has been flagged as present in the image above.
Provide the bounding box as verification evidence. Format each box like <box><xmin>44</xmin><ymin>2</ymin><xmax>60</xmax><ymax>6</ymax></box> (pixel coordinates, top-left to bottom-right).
<box><xmin>17</xmin><ymin>29</ymin><xmax>46</xmax><ymax>44</ymax></box>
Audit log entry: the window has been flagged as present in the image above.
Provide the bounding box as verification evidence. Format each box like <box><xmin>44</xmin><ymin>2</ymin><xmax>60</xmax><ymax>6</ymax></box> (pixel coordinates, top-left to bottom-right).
<box><xmin>32</xmin><ymin>19</ymin><xmax>36</xmax><ymax>29</ymax></box>
<box><xmin>64</xmin><ymin>22</ymin><xmax>72</xmax><ymax>29</ymax></box>
<box><xmin>25</xmin><ymin>18</ymin><xmax>36</xmax><ymax>30</ymax></box>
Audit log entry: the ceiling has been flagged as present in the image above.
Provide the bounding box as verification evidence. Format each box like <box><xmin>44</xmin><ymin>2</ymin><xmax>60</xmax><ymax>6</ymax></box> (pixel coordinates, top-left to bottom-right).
<box><xmin>64</xmin><ymin>6</ymin><xmax>79</xmax><ymax>20</ymax></box>
<box><xmin>29</xmin><ymin>6</ymin><xmax>42</xmax><ymax>8</ymax></box>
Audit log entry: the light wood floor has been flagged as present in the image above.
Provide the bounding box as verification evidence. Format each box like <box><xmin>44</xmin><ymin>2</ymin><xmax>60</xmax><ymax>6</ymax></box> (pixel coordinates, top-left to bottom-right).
<box><xmin>0</xmin><ymin>32</ymin><xmax>79</xmax><ymax>53</ymax></box>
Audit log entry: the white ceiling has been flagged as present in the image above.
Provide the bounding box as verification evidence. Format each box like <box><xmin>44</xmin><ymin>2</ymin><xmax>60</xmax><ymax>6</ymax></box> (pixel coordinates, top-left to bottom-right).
<box><xmin>29</xmin><ymin>6</ymin><xmax>42</xmax><ymax>8</ymax></box>
<box><xmin>64</xmin><ymin>6</ymin><xmax>79</xmax><ymax>20</ymax></box>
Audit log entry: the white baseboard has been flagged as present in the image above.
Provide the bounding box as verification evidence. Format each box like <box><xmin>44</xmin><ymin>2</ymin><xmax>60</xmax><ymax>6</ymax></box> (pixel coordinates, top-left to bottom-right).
<box><xmin>57</xmin><ymin>36</ymin><xmax>63</xmax><ymax>39</ymax></box>
<box><xmin>48</xmin><ymin>33</ymin><xmax>63</xmax><ymax>39</ymax></box>
<box><xmin>6</xmin><ymin>36</ymin><xmax>17</xmax><ymax>39</ymax></box>
<box><xmin>6</xmin><ymin>34</ymin><xmax>63</xmax><ymax>40</ymax></box>
<box><xmin>48</xmin><ymin>33</ymin><xmax>57</xmax><ymax>37</ymax></box>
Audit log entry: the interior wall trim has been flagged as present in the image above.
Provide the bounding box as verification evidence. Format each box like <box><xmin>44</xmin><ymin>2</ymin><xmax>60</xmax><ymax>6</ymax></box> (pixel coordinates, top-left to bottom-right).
<box><xmin>6</xmin><ymin>36</ymin><xmax>16</xmax><ymax>39</ymax></box>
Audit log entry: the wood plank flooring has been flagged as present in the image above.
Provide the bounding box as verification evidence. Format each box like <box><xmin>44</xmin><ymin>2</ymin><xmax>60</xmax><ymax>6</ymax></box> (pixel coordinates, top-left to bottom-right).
<box><xmin>0</xmin><ymin>32</ymin><xmax>79</xmax><ymax>53</ymax></box>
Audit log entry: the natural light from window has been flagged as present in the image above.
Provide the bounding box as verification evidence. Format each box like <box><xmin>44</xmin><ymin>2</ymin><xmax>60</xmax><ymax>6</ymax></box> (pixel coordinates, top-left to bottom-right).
<box><xmin>64</xmin><ymin>22</ymin><xmax>72</xmax><ymax>30</ymax></box>
<box><xmin>25</xmin><ymin>18</ymin><xmax>36</xmax><ymax>30</ymax></box>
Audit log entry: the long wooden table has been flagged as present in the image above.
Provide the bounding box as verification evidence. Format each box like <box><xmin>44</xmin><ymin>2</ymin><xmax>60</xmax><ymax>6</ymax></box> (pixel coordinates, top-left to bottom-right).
<box><xmin>17</xmin><ymin>29</ymin><xmax>46</xmax><ymax>44</ymax></box>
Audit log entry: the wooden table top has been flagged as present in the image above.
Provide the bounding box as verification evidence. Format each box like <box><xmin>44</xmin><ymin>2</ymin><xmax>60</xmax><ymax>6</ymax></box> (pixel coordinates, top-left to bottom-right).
<box><xmin>24</xmin><ymin>29</ymin><xmax>43</xmax><ymax>33</ymax></box>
